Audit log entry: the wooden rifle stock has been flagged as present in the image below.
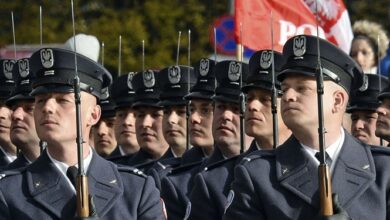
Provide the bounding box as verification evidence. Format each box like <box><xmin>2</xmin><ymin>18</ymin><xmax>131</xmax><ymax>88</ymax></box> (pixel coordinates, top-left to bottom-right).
<box><xmin>76</xmin><ymin>175</ymin><xmax>89</xmax><ymax>217</ymax></box>
<box><xmin>318</xmin><ymin>164</ymin><xmax>333</xmax><ymax>216</ymax></box>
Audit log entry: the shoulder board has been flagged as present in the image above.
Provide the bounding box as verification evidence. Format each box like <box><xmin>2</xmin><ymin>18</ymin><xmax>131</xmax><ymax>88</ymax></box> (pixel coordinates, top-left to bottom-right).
<box><xmin>0</xmin><ymin>167</ymin><xmax>25</xmax><ymax>180</ymax></box>
<box><xmin>117</xmin><ymin>166</ymin><xmax>148</xmax><ymax>178</ymax></box>
<box><xmin>370</xmin><ymin>146</ymin><xmax>390</xmax><ymax>156</ymax></box>
<box><xmin>203</xmin><ymin>155</ymin><xmax>240</xmax><ymax>172</ymax></box>
<box><xmin>240</xmin><ymin>150</ymin><xmax>276</xmax><ymax>164</ymax></box>
<box><xmin>169</xmin><ymin>160</ymin><xmax>203</xmax><ymax>175</ymax></box>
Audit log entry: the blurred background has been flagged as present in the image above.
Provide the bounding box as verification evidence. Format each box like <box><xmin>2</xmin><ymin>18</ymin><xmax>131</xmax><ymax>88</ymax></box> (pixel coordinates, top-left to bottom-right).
<box><xmin>0</xmin><ymin>0</ymin><xmax>389</xmax><ymax>79</ymax></box>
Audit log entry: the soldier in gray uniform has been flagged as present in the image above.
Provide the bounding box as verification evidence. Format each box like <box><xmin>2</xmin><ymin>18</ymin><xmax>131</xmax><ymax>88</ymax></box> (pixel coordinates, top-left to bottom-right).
<box><xmin>188</xmin><ymin>60</ymin><xmax>254</xmax><ymax>220</ymax></box>
<box><xmin>107</xmin><ymin>73</ymin><xmax>140</xmax><ymax>161</ymax></box>
<box><xmin>146</xmin><ymin>65</ymin><xmax>197</xmax><ymax>190</ymax></box>
<box><xmin>376</xmin><ymin>80</ymin><xmax>390</xmax><ymax>145</ymax></box>
<box><xmin>5</xmin><ymin>58</ymin><xmax>40</xmax><ymax>170</ymax></box>
<box><xmin>127</xmin><ymin>70</ymin><xmax>169</xmax><ymax>169</ymax></box>
<box><xmin>160</xmin><ymin>58</ymin><xmax>216</xmax><ymax>220</ymax></box>
<box><xmin>0</xmin><ymin>59</ymin><xmax>17</xmax><ymax>168</ymax></box>
<box><xmin>346</xmin><ymin>74</ymin><xmax>388</xmax><ymax>146</ymax></box>
<box><xmin>93</xmin><ymin>87</ymin><xmax>117</xmax><ymax>158</ymax></box>
<box><xmin>224</xmin><ymin>35</ymin><xmax>390</xmax><ymax>220</ymax></box>
<box><xmin>0</xmin><ymin>48</ymin><xmax>165</xmax><ymax>220</ymax></box>
<box><xmin>243</xmin><ymin>50</ymin><xmax>291</xmax><ymax>150</ymax></box>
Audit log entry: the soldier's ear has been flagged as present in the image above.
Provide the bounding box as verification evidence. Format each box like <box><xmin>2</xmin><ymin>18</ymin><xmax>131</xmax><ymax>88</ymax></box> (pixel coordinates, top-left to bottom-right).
<box><xmin>332</xmin><ymin>89</ymin><xmax>347</xmax><ymax>114</ymax></box>
<box><xmin>89</xmin><ymin>104</ymin><xmax>101</xmax><ymax>126</ymax></box>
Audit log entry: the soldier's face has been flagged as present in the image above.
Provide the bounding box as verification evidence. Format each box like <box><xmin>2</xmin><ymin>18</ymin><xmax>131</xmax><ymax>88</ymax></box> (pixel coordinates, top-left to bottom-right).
<box><xmin>212</xmin><ymin>101</ymin><xmax>240</xmax><ymax>149</ymax></box>
<box><xmin>350</xmin><ymin>38</ymin><xmax>376</xmax><ymax>73</ymax></box>
<box><xmin>376</xmin><ymin>99</ymin><xmax>390</xmax><ymax>141</ymax></box>
<box><xmin>0</xmin><ymin>103</ymin><xmax>12</xmax><ymax>145</ymax></box>
<box><xmin>34</xmin><ymin>92</ymin><xmax>100</xmax><ymax>147</ymax></box>
<box><xmin>93</xmin><ymin>117</ymin><xmax>117</xmax><ymax>157</ymax></box>
<box><xmin>189</xmin><ymin>99</ymin><xmax>214</xmax><ymax>149</ymax></box>
<box><xmin>245</xmin><ymin>89</ymin><xmax>273</xmax><ymax>140</ymax></box>
<box><xmin>135</xmin><ymin>106</ymin><xmax>168</xmax><ymax>153</ymax></box>
<box><xmin>114</xmin><ymin>107</ymin><xmax>139</xmax><ymax>151</ymax></box>
<box><xmin>10</xmin><ymin>100</ymin><xmax>40</xmax><ymax>148</ymax></box>
<box><xmin>162</xmin><ymin>105</ymin><xmax>187</xmax><ymax>149</ymax></box>
<box><xmin>351</xmin><ymin>110</ymin><xmax>380</xmax><ymax>145</ymax></box>
<box><xmin>281</xmin><ymin>75</ymin><xmax>319</xmax><ymax>130</ymax></box>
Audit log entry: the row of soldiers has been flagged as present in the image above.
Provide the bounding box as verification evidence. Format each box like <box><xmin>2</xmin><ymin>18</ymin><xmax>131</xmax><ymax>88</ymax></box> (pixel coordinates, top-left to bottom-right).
<box><xmin>0</xmin><ymin>33</ymin><xmax>390</xmax><ymax>220</ymax></box>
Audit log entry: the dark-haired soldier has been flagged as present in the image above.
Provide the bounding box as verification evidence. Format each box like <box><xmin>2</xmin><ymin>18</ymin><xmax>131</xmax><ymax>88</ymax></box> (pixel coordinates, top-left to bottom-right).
<box><xmin>188</xmin><ymin>60</ymin><xmax>254</xmax><ymax>220</ymax></box>
<box><xmin>93</xmin><ymin>87</ymin><xmax>118</xmax><ymax>158</ymax></box>
<box><xmin>375</xmin><ymin>80</ymin><xmax>390</xmax><ymax>145</ymax></box>
<box><xmin>347</xmin><ymin>74</ymin><xmax>388</xmax><ymax>146</ymax></box>
<box><xmin>0</xmin><ymin>48</ymin><xmax>165</xmax><ymax>219</ymax></box>
<box><xmin>107</xmin><ymin>73</ymin><xmax>140</xmax><ymax>161</ymax></box>
<box><xmin>146</xmin><ymin>65</ymin><xmax>197</xmax><ymax>190</ymax></box>
<box><xmin>5</xmin><ymin>58</ymin><xmax>40</xmax><ymax>170</ymax></box>
<box><xmin>243</xmin><ymin>50</ymin><xmax>291</xmax><ymax>150</ymax></box>
<box><xmin>0</xmin><ymin>59</ymin><xmax>17</xmax><ymax>168</ymax></box>
<box><xmin>224</xmin><ymin>35</ymin><xmax>390</xmax><ymax>220</ymax></box>
<box><xmin>127</xmin><ymin>70</ymin><xmax>169</xmax><ymax>168</ymax></box>
<box><xmin>161</xmin><ymin>58</ymin><xmax>216</xmax><ymax>220</ymax></box>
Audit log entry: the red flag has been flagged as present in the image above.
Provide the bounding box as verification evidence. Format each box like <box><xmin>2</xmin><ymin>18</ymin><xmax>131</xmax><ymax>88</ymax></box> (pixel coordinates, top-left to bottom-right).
<box><xmin>234</xmin><ymin>0</ymin><xmax>352</xmax><ymax>53</ymax></box>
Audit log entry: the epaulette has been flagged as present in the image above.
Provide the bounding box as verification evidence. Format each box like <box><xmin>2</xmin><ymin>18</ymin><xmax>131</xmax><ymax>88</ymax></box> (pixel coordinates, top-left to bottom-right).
<box><xmin>240</xmin><ymin>150</ymin><xmax>276</xmax><ymax>164</ymax></box>
<box><xmin>370</xmin><ymin>145</ymin><xmax>390</xmax><ymax>156</ymax></box>
<box><xmin>117</xmin><ymin>166</ymin><xmax>148</xmax><ymax>178</ymax></box>
<box><xmin>169</xmin><ymin>160</ymin><xmax>203</xmax><ymax>175</ymax></box>
<box><xmin>0</xmin><ymin>167</ymin><xmax>25</xmax><ymax>180</ymax></box>
<box><xmin>203</xmin><ymin>155</ymin><xmax>240</xmax><ymax>172</ymax></box>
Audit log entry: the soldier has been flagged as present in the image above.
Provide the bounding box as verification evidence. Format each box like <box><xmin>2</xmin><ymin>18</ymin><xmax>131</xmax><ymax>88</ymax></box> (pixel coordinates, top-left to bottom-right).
<box><xmin>127</xmin><ymin>70</ymin><xmax>169</xmax><ymax>168</ymax></box>
<box><xmin>146</xmin><ymin>65</ymin><xmax>197</xmax><ymax>190</ymax></box>
<box><xmin>375</xmin><ymin>81</ymin><xmax>390</xmax><ymax>144</ymax></box>
<box><xmin>224</xmin><ymin>35</ymin><xmax>390</xmax><ymax>219</ymax></box>
<box><xmin>107</xmin><ymin>73</ymin><xmax>139</xmax><ymax>161</ymax></box>
<box><xmin>4</xmin><ymin>58</ymin><xmax>41</xmax><ymax>170</ymax></box>
<box><xmin>92</xmin><ymin>87</ymin><xmax>118</xmax><ymax>158</ymax></box>
<box><xmin>0</xmin><ymin>48</ymin><xmax>165</xmax><ymax>219</ymax></box>
<box><xmin>243</xmin><ymin>50</ymin><xmax>291</xmax><ymax>150</ymax></box>
<box><xmin>160</xmin><ymin>58</ymin><xmax>216</xmax><ymax>220</ymax></box>
<box><xmin>188</xmin><ymin>60</ymin><xmax>254</xmax><ymax>220</ymax></box>
<box><xmin>0</xmin><ymin>59</ymin><xmax>17</xmax><ymax>168</ymax></box>
<box><xmin>347</xmin><ymin>74</ymin><xmax>388</xmax><ymax>146</ymax></box>
<box><xmin>158</xmin><ymin>65</ymin><xmax>196</xmax><ymax>157</ymax></box>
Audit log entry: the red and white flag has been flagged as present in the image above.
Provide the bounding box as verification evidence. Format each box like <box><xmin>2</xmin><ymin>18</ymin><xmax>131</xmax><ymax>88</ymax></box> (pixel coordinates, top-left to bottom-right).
<box><xmin>234</xmin><ymin>0</ymin><xmax>353</xmax><ymax>53</ymax></box>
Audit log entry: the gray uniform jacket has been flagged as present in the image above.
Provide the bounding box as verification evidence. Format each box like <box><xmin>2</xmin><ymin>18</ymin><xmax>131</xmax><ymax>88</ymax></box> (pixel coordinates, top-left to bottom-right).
<box><xmin>224</xmin><ymin>133</ymin><xmax>390</xmax><ymax>220</ymax></box>
<box><xmin>188</xmin><ymin>141</ymin><xmax>258</xmax><ymax>220</ymax></box>
<box><xmin>0</xmin><ymin>150</ymin><xmax>165</xmax><ymax>220</ymax></box>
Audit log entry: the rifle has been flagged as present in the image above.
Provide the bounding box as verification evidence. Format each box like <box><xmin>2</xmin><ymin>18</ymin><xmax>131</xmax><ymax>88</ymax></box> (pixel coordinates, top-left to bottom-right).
<box><xmin>238</xmin><ymin>23</ymin><xmax>245</xmax><ymax>154</ymax></box>
<box><xmin>315</xmin><ymin>0</ymin><xmax>333</xmax><ymax>216</ymax></box>
<box><xmin>71</xmin><ymin>0</ymin><xmax>89</xmax><ymax>217</ymax></box>
<box><xmin>186</xmin><ymin>30</ymin><xmax>191</xmax><ymax>152</ymax></box>
<box><xmin>270</xmin><ymin>12</ymin><xmax>279</xmax><ymax>149</ymax></box>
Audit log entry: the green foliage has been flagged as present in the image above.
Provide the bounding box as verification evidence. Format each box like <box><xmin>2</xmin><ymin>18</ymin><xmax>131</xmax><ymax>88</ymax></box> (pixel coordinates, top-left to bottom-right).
<box><xmin>0</xmin><ymin>0</ymin><xmax>228</xmax><ymax>78</ymax></box>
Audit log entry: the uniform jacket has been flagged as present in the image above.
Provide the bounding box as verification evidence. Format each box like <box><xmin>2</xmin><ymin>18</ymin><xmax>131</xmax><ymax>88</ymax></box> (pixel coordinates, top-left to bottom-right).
<box><xmin>160</xmin><ymin>147</ymin><xmax>220</xmax><ymax>220</ymax></box>
<box><xmin>180</xmin><ymin>146</ymin><xmax>207</xmax><ymax>165</ymax></box>
<box><xmin>107</xmin><ymin>146</ymin><xmax>136</xmax><ymax>165</ymax></box>
<box><xmin>122</xmin><ymin>148</ymin><xmax>155</xmax><ymax>170</ymax></box>
<box><xmin>108</xmin><ymin>146</ymin><xmax>122</xmax><ymax>158</ymax></box>
<box><xmin>0</xmin><ymin>148</ymin><xmax>11</xmax><ymax>169</ymax></box>
<box><xmin>0</xmin><ymin>150</ymin><xmax>165</xmax><ymax>220</ymax></box>
<box><xmin>188</xmin><ymin>141</ymin><xmax>258</xmax><ymax>220</ymax></box>
<box><xmin>4</xmin><ymin>153</ymin><xmax>29</xmax><ymax>170</ymax></box>
<box><xmin>224</xmin><ymin>133</ymin><xmax>390</xmax><ymax>220</ymax></box>
<box><xmin>148</xmin><ymin>148</ymin><xmax>181</xmax><ymax>190</ymax></box>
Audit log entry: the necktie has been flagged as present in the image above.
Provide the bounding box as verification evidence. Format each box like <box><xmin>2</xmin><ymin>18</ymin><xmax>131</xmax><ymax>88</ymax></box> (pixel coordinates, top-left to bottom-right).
<box><xmin>315</xmin><ymin>152</ymin><xmax>332</xmax><ymax>167</ymax></box>
<box><xmin>66</xmin><ymin>166</ymin><xmax>78</xmax><ymax>188</ymax></box>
